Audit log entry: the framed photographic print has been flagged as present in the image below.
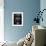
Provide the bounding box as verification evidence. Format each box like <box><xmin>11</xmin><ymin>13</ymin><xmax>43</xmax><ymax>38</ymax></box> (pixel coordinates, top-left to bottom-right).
<box><xmin>12</xmin><ymin>12</ymin><xmax>23</xmax><ymax>26</ymax></box>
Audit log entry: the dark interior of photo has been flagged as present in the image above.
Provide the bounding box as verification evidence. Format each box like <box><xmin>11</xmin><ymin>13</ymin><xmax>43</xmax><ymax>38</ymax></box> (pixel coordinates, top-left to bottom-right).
<box><xmin>14</xmin><ymin>14</ymin><xmax>22</xmax><ymax>25</ymax></box>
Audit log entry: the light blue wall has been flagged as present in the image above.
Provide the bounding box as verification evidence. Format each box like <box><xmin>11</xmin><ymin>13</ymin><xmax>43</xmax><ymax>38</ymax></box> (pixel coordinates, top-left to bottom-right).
<box><xmin>4</xmin><ymin>0</ymin><xmax>40</xmax><ymax>42</ymax></box>
<box><xmin>40</xmin><ymin>0</ymin><xmax>46</xmax><ymax>27</ymax></box>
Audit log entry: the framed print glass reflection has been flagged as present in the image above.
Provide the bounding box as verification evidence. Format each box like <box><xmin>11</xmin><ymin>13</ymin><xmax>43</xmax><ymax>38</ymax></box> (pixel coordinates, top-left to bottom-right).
<box><xmin>12</xmin><ymin>12</ymin><xmax>23</xmax><ymax>26</ymax></box>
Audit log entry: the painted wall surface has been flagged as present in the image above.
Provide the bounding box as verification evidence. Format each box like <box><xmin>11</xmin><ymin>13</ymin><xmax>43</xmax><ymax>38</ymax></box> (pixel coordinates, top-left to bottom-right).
<box><xmin>40</xmin><ymin>0</ymin><xmax>46</xmax><ymax>27</ymax></box>
<box><xmin>4</xmin><ymin>0</ymin><xmax>40</xmax><ymax>42</ymax></box>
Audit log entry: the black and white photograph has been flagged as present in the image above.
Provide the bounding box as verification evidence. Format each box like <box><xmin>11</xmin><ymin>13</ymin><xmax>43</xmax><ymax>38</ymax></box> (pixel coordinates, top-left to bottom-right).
<box><xmin>12</xmin><ymin>12</ymin><xmax>23</xmax><ymax>26</ymax></box>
